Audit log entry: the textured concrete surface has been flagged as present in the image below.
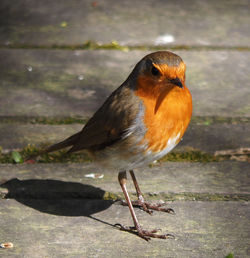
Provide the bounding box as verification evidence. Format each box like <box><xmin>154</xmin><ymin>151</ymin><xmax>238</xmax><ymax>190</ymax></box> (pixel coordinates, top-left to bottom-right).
<box><xmin>0</xmin><ymin>199</ymin><xmax>249</xmax><ymax>258</ymax></box>
<box><xmin>0</xmin><ymin>50</ymin><xmax>250</xmax><ymax>117</ymax></box>
<box><xmin>0</xmin><ymin>0</ymin><xmax>249</xmax><ymax>47</ymax></box>
<box><xmin>0</xmin><ymin>1</ymin><xmax>249</xmax><ymax>257</ymax></box>
<box><xmin>0</xmin><ymin>162</ymin><xmax>249</xmax><ymax>196</ymax></box>
<box><xmin>0</xmin><ymin>122</ymin><xmax>249</xmax><ymax>153</ymax></box>
<box><xmin>0</xmin><ymin>162</ymin><xmax>250</xmax><ymax>257</ymax></box>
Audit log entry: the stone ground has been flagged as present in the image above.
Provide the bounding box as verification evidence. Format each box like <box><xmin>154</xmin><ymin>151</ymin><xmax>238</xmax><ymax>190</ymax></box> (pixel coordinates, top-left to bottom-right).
<box><xmin>0</xmin><ymin>0</ymin><xmax>250</xmax><ymax>257</ymax></box>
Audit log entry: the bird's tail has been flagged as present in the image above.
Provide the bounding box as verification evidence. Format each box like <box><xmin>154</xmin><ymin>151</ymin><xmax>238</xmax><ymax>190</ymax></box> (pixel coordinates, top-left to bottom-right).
<box><xmin>25</xmin><ymin>131</ymin><xmax>81</xmax><ymax>162</ymax></box>
<box><xmin>44</xmin><ymin>132</ymin><xmax>81</xmax><ymax>153</ymax></box>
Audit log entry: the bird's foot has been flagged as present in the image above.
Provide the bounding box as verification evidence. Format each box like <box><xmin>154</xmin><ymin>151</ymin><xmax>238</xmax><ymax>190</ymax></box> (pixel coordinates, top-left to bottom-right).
<box><xmin>114</xmin><ymin>224</ymin><xmax>175</xmax><ymax>241</ymax></box>
<box><xmin>120</xmin><ymin>200</ymin><xmax>175</xmax><ymax>215</ymax></box>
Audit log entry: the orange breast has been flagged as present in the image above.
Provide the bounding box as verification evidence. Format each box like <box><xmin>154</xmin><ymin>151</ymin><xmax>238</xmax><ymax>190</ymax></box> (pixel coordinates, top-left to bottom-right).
<box><xmin>135</xmin><ymin>78</ymin><xmax>192</xmax><ymax>153</ymax></box>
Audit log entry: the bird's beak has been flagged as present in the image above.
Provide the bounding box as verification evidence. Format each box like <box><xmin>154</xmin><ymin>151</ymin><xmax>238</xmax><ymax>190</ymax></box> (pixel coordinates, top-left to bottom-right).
<box><xmin>170</xmin><ymin>77</ymin><xmax>183</xmax><ymax>88</ymax></box>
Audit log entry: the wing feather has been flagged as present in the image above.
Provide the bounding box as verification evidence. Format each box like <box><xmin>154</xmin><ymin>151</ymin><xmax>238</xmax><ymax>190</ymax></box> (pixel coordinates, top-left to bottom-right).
<box><xmin>41</xmin><ymin>84</ymin><xmax>140</xmax><ymax>155</ymax></box>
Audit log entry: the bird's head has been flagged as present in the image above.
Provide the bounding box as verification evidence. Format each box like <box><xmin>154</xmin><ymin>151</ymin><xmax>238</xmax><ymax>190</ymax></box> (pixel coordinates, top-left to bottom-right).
<box><xmin>130</xmin><ymin>51</ymin><xmax>186</xmax><ymax>96</ymax></box>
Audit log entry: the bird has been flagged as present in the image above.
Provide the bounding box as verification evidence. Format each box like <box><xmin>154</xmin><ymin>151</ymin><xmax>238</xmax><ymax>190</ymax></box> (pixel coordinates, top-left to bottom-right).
<box><xmin>35</xmin><ymin>51</ymin><xmax>192</xmax><ymax>241</ymax></box>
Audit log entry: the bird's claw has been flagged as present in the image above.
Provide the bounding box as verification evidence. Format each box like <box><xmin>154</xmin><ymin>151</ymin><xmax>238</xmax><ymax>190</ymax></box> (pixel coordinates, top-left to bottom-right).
<box><xmin>120</xmin><ymin>200</ymin><xmax>175</xmax><ymax>215</ymax></box>
<box><xmin>114</xmin><ymin>223</ymin><xmax>174</xmax><ymax>241</ymax></box>
<box><xmin>114</xmin><ymin>223</ymin><xmax>136</xmax><ymax>231</ymax></box>
<box><xmin>139</xmin><ymin>230</ymin><xmax>175</xmax><ymax>241</ymax></box>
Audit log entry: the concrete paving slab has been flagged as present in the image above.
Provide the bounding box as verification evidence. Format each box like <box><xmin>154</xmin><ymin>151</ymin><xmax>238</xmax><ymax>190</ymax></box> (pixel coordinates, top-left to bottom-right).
<box><xmin>0</xmin><ymin>162</ymin><xmax>249</xmax><ymax>196</ymax></box>
<box><xmin>0</xmin><ymin>122</ymin><xmax>249</xmax><ymax>154</ymax></box>
<box><xmin>0</xmin><ymin>49</ymin><xmax>249</xmax><ymax>117</ymax></box>
<box><xmin>0</xmin><ymin>199</ymin><xmax>249</xmax><ymax>257</ymax></box>
<box><xmin>0</xmin><ymin>0</ymin><xmax>249</xmax><ymax>47</ymax></box>
<box><xmin>0</xmin><ymin>124</ymin><xmax>82</xmax><ymax>151</ymax></box>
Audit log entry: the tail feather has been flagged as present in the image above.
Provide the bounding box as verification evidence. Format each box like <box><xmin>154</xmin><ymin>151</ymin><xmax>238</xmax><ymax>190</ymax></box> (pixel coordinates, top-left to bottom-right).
<box><xmin>44</xmin><ymin>131</ymin><xmax>81</xmax><ymax>153</ymax></box>
<box><xmin>25</xmin><ymin>131</ymin><xmax>81</xmax><ymax>161</ymax></box>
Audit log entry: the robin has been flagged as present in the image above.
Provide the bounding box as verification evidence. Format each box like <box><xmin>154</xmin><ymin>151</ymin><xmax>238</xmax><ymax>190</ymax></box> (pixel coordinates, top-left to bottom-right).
<box><xmin>37</xmin><ymin>51</ymin><xmax>192</xmax><ymax>240</ymax></box>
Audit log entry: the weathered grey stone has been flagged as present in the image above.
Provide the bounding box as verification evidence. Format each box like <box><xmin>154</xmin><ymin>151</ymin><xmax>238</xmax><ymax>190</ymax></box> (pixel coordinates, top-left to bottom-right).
<box><xmin>179</xmin><ymin>122</ymin><xmax>250</xmax><ymax>153</ymax></box>
<box><xmin>0</xmin><ymin>50</ymin><xmax>249</xmax><ymax>117</ymax></box>
<box><xmin>0</xmin><ymin>199</ymin><xmax>249</xmax><ymax>257</ymax></box>
<box><xmin>1</xmin><ymin>162</ymin><xmax>249</xmax><ymax>257</ymax></box>
<box><xmin>0</xmin><ymin>162</ymin><xmax>249</xmax><ymax>195</ymax></box>
<box><xmin>0</xmin><ymin>0</ymin><xmax>249</xmax><ymax>47</ymax></box>
<box><xmin>0</xmin><ymin>1</ymin><xmax>249</xmax><ymax>257</ymax></box>
<box><xmin>0</xmin><ymin>124</ymin><xmax>83</xmax><ymax>151</ymax></box>
<box><xmin>0</xmin><ymin>122</ymin><xmax>249</xmax><ymax>154</ymax></box>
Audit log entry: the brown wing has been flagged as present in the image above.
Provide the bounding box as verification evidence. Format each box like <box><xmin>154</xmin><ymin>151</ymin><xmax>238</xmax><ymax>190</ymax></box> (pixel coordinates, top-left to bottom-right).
<box><xmin>66</xmin><ymin>85</ymin><xmax>140</xmax><ymax>153</ymax></box>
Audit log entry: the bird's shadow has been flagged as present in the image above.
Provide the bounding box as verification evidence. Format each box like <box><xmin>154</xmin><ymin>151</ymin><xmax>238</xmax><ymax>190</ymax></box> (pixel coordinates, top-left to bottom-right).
<box><xmin>1</xmin><ymin>178</ymin><xmax>116</xmax><ymax>227</ymax></box>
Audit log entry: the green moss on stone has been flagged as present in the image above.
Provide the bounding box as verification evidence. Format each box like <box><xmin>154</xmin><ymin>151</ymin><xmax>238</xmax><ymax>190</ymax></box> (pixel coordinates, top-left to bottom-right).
<box><xmin>0</xmin><ymin>143</ymin><xmax>231</xmax><ymax>164</ymax></box>
<box><xmin>158</xmin><ymin>150</ymin><xmax>221</xmax><ymax>163</ymax></box>
<box><xmin>0</xmin><ymin>144</ymin><xmax>92</xmax><ymax>164</ymax></box>
<box><xmin>0</xmin><ymin>116</ymin><xmax>88</xmax><ymax>125</ymax></box>
<box><xmin>0</xmin><ymin>144</ymin><xmax>229</xmax><ymax>164</ymax></box>
<box><xmin>144</xmin><ymin>192</ymin><xmax>250</xmax><ymax>202</ymax></box>
<box><xmin>191</xmin><ymin>116</ymin><xmax>250</xmax><ymax>125</ymax></box>
<box><xmin>103</xmin><ymin>191</ymin><xmax>121</xmax><ymax>201</ymax></box>
<box><xmin>1</xmin><ymin>41</ymin><xmax>250</xmax><ymax>51</ymax></box>
<box><xmin>103</xmin><ymin>192</ymin><xmax>250</xmax><ymax>202</ymax></box>
<box><xmin>1</xmin><ymin>116</ymin><xmax>249</xmax><ymax>126</ymax></box>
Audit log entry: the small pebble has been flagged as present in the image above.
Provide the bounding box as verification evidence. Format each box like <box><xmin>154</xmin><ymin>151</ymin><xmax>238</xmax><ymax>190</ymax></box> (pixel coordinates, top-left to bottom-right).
<box><xmin>84</xmin><ymin>173</ymin><xmax>104</xmax><ymax>179</ymax></box>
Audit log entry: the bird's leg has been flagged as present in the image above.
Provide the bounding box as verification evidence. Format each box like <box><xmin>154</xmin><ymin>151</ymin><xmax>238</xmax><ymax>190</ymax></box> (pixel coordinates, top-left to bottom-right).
<box><xmin>129</xmin><ymin>169</ymin><xmax>152</xmax><ymax>214</ymax></box>
<box><xmin>128</xmin><ymin>170</ymin><xmax>175</xmax><ymax>214</ymax></box>
<box><xmin>117</xmin><ymin>171</ymin><xmax>142</xmax><ymax>231</ymax></box>
<box><xmin>116</xmin><ymin>171</ymin><xmax>173</xmax><ymax>241</ymax></box>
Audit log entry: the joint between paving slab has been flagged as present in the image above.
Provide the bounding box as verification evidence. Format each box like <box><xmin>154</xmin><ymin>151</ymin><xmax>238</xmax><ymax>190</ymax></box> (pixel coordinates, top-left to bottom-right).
<box><xmin>104</xmin><ymin>192</ymin><xmax>250</xmax><ymax>202</ymax></box>
<box><xmin>1</xmin><ymin>41</ymin><xmax>250</xmax><ymax>51</ymax></box>
<box><xmin>0</xmin><ymin>116</ymin><xmax>249</xmax><ymax>125</ymax></box>
<box><xmin>1</xmin><ymin>143</ymin><xmax>250</xmax><ymax>163</ymax></box>
<box><xmin>0</xmin><ymin>116</ymin><xmax>88</xmax><ymax>125</ymax></box>
<box><xmin>0</xmin><ymin>145</ymin><xmax>227</xmax><ymax>163</ymax></box>
<box><xmin>1</xmin><ymin>190</ymin><xmax>249</xmax><ymax>202</ymax></box>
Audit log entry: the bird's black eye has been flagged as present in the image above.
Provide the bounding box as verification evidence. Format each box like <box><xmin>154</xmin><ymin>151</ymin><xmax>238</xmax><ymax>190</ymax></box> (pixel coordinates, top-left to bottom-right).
<box><xmin>151</xmin><ymin>66</ymin><xmax>160</xmax><ymax>76</ymax></box>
